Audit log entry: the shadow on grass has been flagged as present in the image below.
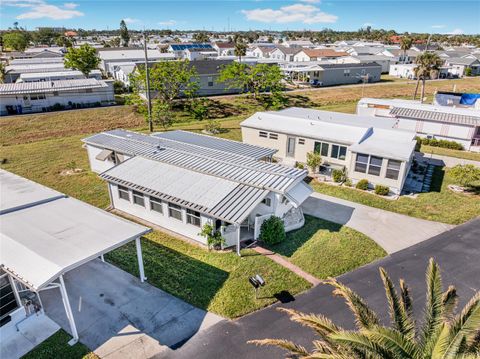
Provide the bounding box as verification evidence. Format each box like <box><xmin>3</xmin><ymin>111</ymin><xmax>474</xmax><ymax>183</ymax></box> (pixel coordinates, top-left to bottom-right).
<box><xmin>105</xmin><ymin>238</ymin><xmax>229</xmax><ymax>311</ymax></box>
<box><xmin>429</xmin><ymin>166</ymin><xmax>445</xmax><ymax>193</ymax></box>
<box><xmin>266</xmin><ymin>215</ymin><xmax>342</xmax><ymax>258</ymax></box>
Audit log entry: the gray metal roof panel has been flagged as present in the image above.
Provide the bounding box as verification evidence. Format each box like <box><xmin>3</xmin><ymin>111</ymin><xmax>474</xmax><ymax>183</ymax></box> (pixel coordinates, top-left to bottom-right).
<box><xmin>390</xmin><ymin>107</ymin><xmax>480</xmax><ymax>126</ymax></box>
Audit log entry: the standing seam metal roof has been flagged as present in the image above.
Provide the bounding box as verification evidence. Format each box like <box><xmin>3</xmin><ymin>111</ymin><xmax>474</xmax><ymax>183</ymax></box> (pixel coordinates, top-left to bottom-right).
<box><xmin>390</xmin><ymin>107</ymin><xmax>480</xmax><ymax>126</ymax></box>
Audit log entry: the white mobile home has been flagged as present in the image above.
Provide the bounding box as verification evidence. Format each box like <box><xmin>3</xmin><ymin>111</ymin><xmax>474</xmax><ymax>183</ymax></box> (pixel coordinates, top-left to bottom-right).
<box><xmin>17</xmin><ymin>69</ymin><xmax>102</xmax><ymax>82</ymax></box>
<box><xmin>357</xmin><ymin>98</ymin><xmax>480</xmax><ymax>151</ymax></box>
<box><xmin>0</xmin><ymin>79</ymin><xmax>115</xmax><ymax>115</ymax></box>
<box><xmin>97</xmin><ymin>48</ymin><xmax>174</xmax><ymax>75</ymax></box>
<box><xmin>83</xmin><ymin>130</ymin><xmax>312</xmax><ymax>249</ymax></box>
<box><xmin>241</xmin><ymin>108</ymin><xmax>417</xmax><ymax>194</ymax></box>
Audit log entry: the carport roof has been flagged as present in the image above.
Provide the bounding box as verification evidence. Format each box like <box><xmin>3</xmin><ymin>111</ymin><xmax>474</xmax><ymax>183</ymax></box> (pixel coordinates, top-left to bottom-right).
<box><xmin>0</xmin><ymin>169</ymin><xmax>151</xmax><ymax>290</ymax></box>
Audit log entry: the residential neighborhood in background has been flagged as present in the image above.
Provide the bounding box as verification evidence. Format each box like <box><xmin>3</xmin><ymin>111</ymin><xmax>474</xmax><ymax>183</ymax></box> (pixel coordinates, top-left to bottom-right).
<box><xmin>1</xmin><ymin>3</ymin><xmax>479</xmax><ymax>359</ymax></box>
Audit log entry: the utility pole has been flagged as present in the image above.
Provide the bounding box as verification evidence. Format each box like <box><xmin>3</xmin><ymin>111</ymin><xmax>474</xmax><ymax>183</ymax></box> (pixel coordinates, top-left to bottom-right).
<box><xmin>143</xmin><ymin>31</ymin><xmax>153</xmax><ymax>132</ymax></box>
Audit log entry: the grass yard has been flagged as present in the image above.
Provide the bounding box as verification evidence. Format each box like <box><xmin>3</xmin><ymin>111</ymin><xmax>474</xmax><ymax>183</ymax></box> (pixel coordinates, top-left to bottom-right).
<box><xmin>420</xmin><ymin>145</ymin><xmax>480</xmax><ymax>162</ymax></box>
<box><xmin>311</xmin><ymin>167</ymin><xmax>480</xmax><ymax>225</ymax></box>
<box><xmin>21</xmin><ymin>330</ymin><xmax>97</xmax><ymax>359</ymax></box>
<box><xmin>267</xmin><ymin>215</ymin><xmax>386</xmax><ymax>279</ymax></box>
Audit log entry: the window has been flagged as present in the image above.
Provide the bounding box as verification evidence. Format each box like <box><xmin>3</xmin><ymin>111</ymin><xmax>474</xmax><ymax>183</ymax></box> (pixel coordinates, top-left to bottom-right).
<box><xmin>186</xmin><ymin>209</ymin><xmax>201</xmax><ymax>227</ymax></box>
<box><xmin>331</xmin><ymin>144</ymin><xmax>347</xmax><ymax>160</ymax></box>
<box><xmin>261</xmin><ymin>198</ymin><xmax>271</xmax><ymax>207</ymax></box>
<box><xmin>344</xmin><ymin>69</ymin><xmax>350</xmax><ymax>76</ymax></box>
<box><xmin>386</xmin><ymin>159</ymin><xmax>401</xmax><ymax>180</ymax></box>
<box><xmin>31</xmin><ymin>94</ymin><xmax>46</xmax><ymax>100</ymax></box>
<box><xmin>314</xmin><ymin>141</ymin><xmax>329</xmax><ymax>157</ymax></box>
<box><xmin>118</xmin><ymin>185</ymin><xmax>130</xmax><ymax>201</ymax></box>
<box><xmin>368</xmin><ymin>156</ymin><xmax>383</xmax><ymax>176</ymax></box>
<box><xmin>269</xmin><ymin>133</ymin><xmax>278</xmax><ymax>140</ymax></box>
<box><xmin>298</xmin><ymin>138</ymin><xmax>305</xmax><ymax>145</ymax></box>
<box><xmin>0</xmin><ymin>273</ymin><xmax>18</xmax><ymax>320</ymax></box>
<box><xmin>132</xmin><ymin>191</ymin><xmax>145</xmax><ymax>206</ymax></box>
<box><xmin>259</xmin><ymin>131</ymin><xmax>268</xmax><ymax>138</ymax></box>
<box><xmin>168</xmin><ymin>203</ymin><xmax>183</xmax><ymax>221</ymax></box>
<box><xmin>85</xmin><ymin>88</ymin><xmax>93</xmax><ymax>93</ymax></box>
<box><xmin>53</xmin><ymin>91</ymin><xmax>59</xmax><ymax>96</ymax></box>
<box><xmin>207</xmin><ymin>76</ymin><xmax>213</xmax><ymax>87</ymax></box>
<box><xmin>354</xmin><ymin>153</ymin><xmax>369</xmax><ymax>173</ymax></box>
<box><xmin>150</xmin><ymin>197</ymin><xmax>163</xmax><ymax>213</ymax></box>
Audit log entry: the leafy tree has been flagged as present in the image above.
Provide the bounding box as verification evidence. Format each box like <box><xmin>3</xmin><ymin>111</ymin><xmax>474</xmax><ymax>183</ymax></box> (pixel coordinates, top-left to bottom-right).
<box><xmin>151</xmin><ymin>100</ymin><xmax>173</xmax><ymax>130</ymax></box>
<box><xmin>119</xmin><ymin>20</ymin><xmax>130</xmax><ymax>47</ymax></box>
<box><xmin>0</xmin><ymin>62</ymin><xmax>6</xmax><ymax>83</ymax></box>
<box><xmin>33</xmin><ymin>28</ymin><xmax>60</xmax><ymax>46</ymax></box>
<box><xmin>413</xmin><ymin>52</ymin><xmax>443</xmax><ymax>102</ymax></box>
<box><xmin>193</xmin><ymin>32</ymin><xmax>209</xmax><ymax>43</ymax></box>
<box><xmin>249</xmin><ymin>258</ymin><xmax>480</xmax><ymax>359</ymax></box>
<box><xmin>2</xmin><ymin>32</ymin><xmax>29</xmax><ymax>51</ymax></box>
<box><xmin>56</xmin><ymin>35</ymin><xmax>73</xmax><ymax>48</ymax></box>
<box><xmin>204</xmin><ymin>119</ymin><xmax>221</xmax><ymax>134</ymax></box>
<box><xmin>306</xmin><ymin>151</ymin><xmax>322</xmax><ymax>174</ymax></box>
<box><xmin>188</xmin><ymin>98</ymin><xmax>210</xmax><ymax>121</ymax></box>
<box><xmin>64</xmin><ymin>44</ymin><xmax>100</xmax><ymax>77</ymax></box>
<box><xmin>218</xmin><ymin>62</ymin><xmax>249</xmax><ymax>92</ymax></box>
<box><xmin>400</xmin><ymin>36</ymin><xmax>413</xmax><ymax>63</ymax></box>
<box><xmin>233</xmin><ymin>34</ymin><xmax>247</xmax><ymax>62</ymax></box>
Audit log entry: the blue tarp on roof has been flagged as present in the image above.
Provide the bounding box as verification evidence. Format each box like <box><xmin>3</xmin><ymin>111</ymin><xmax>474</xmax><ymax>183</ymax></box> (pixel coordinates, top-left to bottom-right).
<box><xmin>460</xmin><ymin>93</ymin><xmax>480</xmax><ymax>105</ymax></box>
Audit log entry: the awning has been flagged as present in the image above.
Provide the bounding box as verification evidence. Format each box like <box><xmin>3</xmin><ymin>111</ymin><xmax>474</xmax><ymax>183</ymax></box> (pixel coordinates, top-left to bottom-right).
<box><xmin>95</xmin><ymin>149</ymin><xmax>113</xmax><ymax>161</ymax></box>
<box><xmin>284</xmin><ymin>181</ymin><xmax>313</xmax><ymax>208</ymax></box>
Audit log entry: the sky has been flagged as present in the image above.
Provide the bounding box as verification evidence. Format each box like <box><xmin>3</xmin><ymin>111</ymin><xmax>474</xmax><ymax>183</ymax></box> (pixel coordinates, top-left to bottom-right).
<box><xmin>1</xmin><ymin>0</ymin><xmax>479</xmax><ymax>35</ymax></box>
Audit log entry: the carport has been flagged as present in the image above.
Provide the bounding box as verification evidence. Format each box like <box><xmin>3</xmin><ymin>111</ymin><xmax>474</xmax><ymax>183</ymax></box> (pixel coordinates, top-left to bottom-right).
<box><xmin>0</xmin><ymin>169</ymin><xmax>151</xmax><ymax>346</ymax></box>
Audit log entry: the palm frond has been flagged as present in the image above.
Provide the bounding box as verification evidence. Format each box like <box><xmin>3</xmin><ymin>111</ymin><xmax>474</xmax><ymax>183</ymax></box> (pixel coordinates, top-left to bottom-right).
<box><xmin>329</xmin><ymin>330</ymin><xmax>392</xmax><ymax>359</ymax></box>
<box><xmin>278</xmin><ymin>307</ymin><xmax>342</xmax><ymax>338</ymax></box>
<box><xmin>364</xmin><ymin>326</ymin><xmax>419</xmax><ymax>359</ymax></box>
<box><xmin>323</xmin><ymin>278</ymin><xmax>379</xmax><ymax>330</ymax></box>
<box><xmin>442</xmin><ymin>286</ymin><xmax>458</xmax><ymax>322</ymax></box>
<box><xmin>248</xmin><ymin>338</ymin><xmax>310</xmax><ymax>357</ymax></box>
<box><xmin>420</xmin><ymin>258</ymin><xmax>445</xmax><ymax>347</ymax></box>
<box><xmin>379</xmin><ymin>268</ymin><xmax>416</xmax><ymax>340</ymax></box>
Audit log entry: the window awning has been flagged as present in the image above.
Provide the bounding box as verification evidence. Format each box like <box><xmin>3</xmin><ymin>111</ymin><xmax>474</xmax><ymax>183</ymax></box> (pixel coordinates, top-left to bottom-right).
<box><xmin>284</xmin><ymin>181</ymin><xmax>313</xmax><ymax>208</ymax></box>
<box><xmin>95</xmin><ymin>149</ymin><xmax>113</xmax><ymax>161</ymax></box>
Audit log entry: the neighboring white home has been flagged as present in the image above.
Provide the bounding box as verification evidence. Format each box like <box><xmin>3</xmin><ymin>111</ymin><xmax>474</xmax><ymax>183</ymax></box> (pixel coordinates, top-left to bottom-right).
<box><xmin>213</xmin><ymin>42</ymin><xmax>235</xmax><ymax>56</ymax></box>
<box><xmin>17</xmin><ymin>69</ymin><xmax>102</xmax><ymax>83</ymax></box>
<box><xmin>4</xmin><ymin>63</ymin><xmax>68</xmax><ymax>83</ymax></box>
<box><xmin>9</xmin><ymin>57</ymin><xmax>64</xmax><ymax>66</ymax></box>
<box><xmin>184</xmin><ymin>47</ymin><xmax>218</xmax><ymax>61</ymax></box>
<box><xmin>282</xmin><ymin>40</ymin><xmax>314</xmax><ymax>48</ymax></box>
<box><xmin>357</xmin><ymin>98</ymin><xmax>480</xmax><ymax>151</ymax></box>
<box><xmin>167</xmin><ymin>43</ymin><xmax>214</xmax><ymax>59</ymax></box>
<box><xmin>269</xmin><ymin>46</ymin><xmax>299</xmax><ymax>62</ymax></box>
<box><xmin>249</xmin><ymin>46</ymin><xmax>276</xmax><ymax>59</ymax></box>
<box><xmin>241</xmin><ymin>108</ymin><xmax>417</xmax><ymax>194</ymax></box>
<box><xmin>111</xmin><ymin>62</ymin><xmax>137</xmax><ymax>87</ymax></box>
<box><xmin>83</xmin><ymin>130</ymin><xmax>312</xmax><ymax>250</ymax></box>
<box><xmin>388</xmin><ymin>63</ymin><xmax>417</xmax><ymax>78</ymax></box>
<box><xmin>344</xmin><ymin>46</ymin><xmax>385</xmax><ymax>56</ymax></box>
<box><xmin>443</xmin><ymin>57</ymin><xmax>480</xmax><ymax>77</ymax></box>
<box><xmin>382</xmin><ymin>49</ymin><xmax>419</xmax><ymax>64</ymax></box>
<box><xmin>293</xmin><ymin>49</ymin><xmax>349</xmax><ymax>62</ymax></box>
<box><xmin>97</xmin><ymin>48</ymin><xmax>173</xmax><ymax>75</ymax></box>
<box><xmin>335</xmin><ymin>55</ymin><xmax>393</xmax><ymax>73</ymax></box>
<box><xmin>0</xmin><ymin>79</ymin><xmax>115</xmax><ymax>115</ymax></box>
<box><xmin>282</xmin><ymin>62</ymin><xmax>382</xmax><ymax>87</ymax></box>
<box><xmin>0</xmin><ymin>169</ymin><xmax>150</xmax><ymax>357</ymax></box>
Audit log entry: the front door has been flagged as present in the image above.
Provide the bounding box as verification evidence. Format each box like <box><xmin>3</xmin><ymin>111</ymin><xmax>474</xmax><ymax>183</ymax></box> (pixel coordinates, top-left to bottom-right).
<box><xmin>287</xmin><ymin>137</ymin><xmax>296</xmax><ymax>158</ymax></box>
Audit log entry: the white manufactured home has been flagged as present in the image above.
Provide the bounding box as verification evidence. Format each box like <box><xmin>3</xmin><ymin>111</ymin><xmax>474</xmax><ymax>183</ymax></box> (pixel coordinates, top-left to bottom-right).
<box><xmin>83</xmin><ymin>130</ymin><xmax>312</xmax><ymax>251</ymax></box>
<box><xmin>357</xmin><ymin>98</ymin><xmax>480</xmax><ymax>151</ymax></box>
<box><xmin>241</xmin><ymin>108</ymin><xmax>417</xmax><ymax>194</ymax></box>
<box><xmin>0</xmin><ymin>79</ymin><xmax>115</xmax><ymax>115</ymax></box>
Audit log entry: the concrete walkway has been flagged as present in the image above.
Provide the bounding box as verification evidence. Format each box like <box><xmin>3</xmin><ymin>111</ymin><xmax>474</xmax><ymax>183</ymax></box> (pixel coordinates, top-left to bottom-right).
<box><xmin>415</xmin><ymin>152</ymin><xmax>480</xmax><ymax>168</ymax></box>
<box><xmin>301</xmin><ymin>193</ymin><xmax>454</xmax><ymax>254</ymax></box>
<box><xmin>252</xmin><ymin>246</ymin><xmax>320</xmax><ymax>286</ymax></box>
<box><xmin>41</xmin><ymin>259</ymin><xmax>223</xmax><ymax>358</ymax></box>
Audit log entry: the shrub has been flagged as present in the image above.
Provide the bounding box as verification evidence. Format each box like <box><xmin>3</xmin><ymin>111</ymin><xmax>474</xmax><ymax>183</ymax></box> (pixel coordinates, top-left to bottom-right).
<box><xmin>199</xmin><ymin>223</ymin><xmax>225</xmax><ymax>250</ymax></box>
<box><xmin>306</xmin><ymin>152</ymin><xmax>322</xmax><ymax>173</ymax></box>
<box><xmin>418</xmin><ymin>136</ymin><xmax>464</xmax><ymax>151</ymax></box>
<box><xmin>374</xmin><ymin>184</ymin><xmax>390</xmax><ymax>196</ymax></box>
<box><xmin>332</xmin><ymin>169</ymin><xmax>343</xmax><ymax>183</ymax></box>
<box><xmin>259</xmin><ymin>216</ymin><xmax>285</xmax><ymax>245</ymax></box>
<box><xmin>51</xmin><ymin>103</ymin><xmax>65</xmax><ymax>111</ymax></box>
<box><xmin>188</xmin><ymin>98</ymin><xmax>210</xmax><ymax>121</ymax></box>
<box><xmin>295</xmin><ymin>162</ymin><xmax>305</xmax><ymax>170</ymax></box>
<box><xmin>113</xmin><ymin>80</ymin><xmax>126</xmax><ymax>94</ymax></box>
<box><xmin>344</xmin><ymin>179</ymin><xmax>353</xmax><ymax>187</ymax></box>
<box><xmin>356</xmin><ymin>179</ymin><xmax>369</xmax><ymax>190</ymax></box>
<box><xmin>465</xmin><ymin>67</ymin><xmax>472</xmax><ymax>77</ymax></box>
<box><xmin>204</xmin><ymin>119</ymin><xmax>221</xmax><ymax>134</ymax></box>
<box><xmin>449</xmin><ymin>164</ymin><xmax>480</xmax><ymax>187</ymax></box>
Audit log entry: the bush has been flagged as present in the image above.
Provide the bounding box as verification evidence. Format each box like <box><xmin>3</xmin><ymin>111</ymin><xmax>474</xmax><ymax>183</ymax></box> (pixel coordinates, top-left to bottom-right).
<box><xmin>295</xmin><ymin>162</ymin><xmax>305</xmax><ymax>170</ymax></box>
<box><xmin>344</xmin><ymin>179</ymin><xmax>353</xmax><ymax>187</ymax></box>
<box><xmin>449</xmin><ymin>164</ymin><xmax>480</xmax><ymax>187</ymax></box>
<box><xmin>198</xmin><ymin>223</ymin><xmax>225</xmax><ymax>250</ymax></box>
<box><xmin>306</xmin><ymin>152</ymin><xmax>322</xmax><ymax>173</ymax></box>
<box><xmin>374</xmin><ymin>184</ymin><xmax>390</xmax><ymax>196</ymax></box>
<box><xmin>188</xmin><ymin>98</ymin><xmax>210</xmax><ymax>121</ymax></box>
<box><xmin>356</xmin><ymin>179</ymin><xmax>369</xmax><ymax>190</ymax></box>
<box><xmin>416</xmin><ymin>136</ymin><xmax>464</xmax><ymax>151</ymax></box>
<box><xmin>332</xmin><ymin>169</ymin><xmax>343</xmax><ymax>183</ymax></box>
<box><xmin>113</xmin><ymin>80</ymin><xmax>126</xmax><ymax>94</ymax></box>
<box><xmin>259</xmin><ymin>216</ymin><xmax>285</xmax><ymax>245</ymax></box>
<box><xmin>50</xmin><ymin>103</ymin><xmax>65</xmax><ymax>111</ymax></box>
<box><xmin>204</xmin><ymin>119</ymin><xmax>221</xmax><ymax>134</ymax></box>
<box><xmin>465</xmin><ymin>67</ymin><xmax>472</xmax><ymax>77</ymax></box>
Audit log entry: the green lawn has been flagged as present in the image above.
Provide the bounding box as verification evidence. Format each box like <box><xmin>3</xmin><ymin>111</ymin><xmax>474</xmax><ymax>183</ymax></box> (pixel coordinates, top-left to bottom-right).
<box><xmin>311</xmin><ymin>167</ymin><xmax>480</xmax><ymax>225</ymax></box>
<box><xmin>21</xmin><ymin>330</ymin><xmax>97</xmax><ymax>359</ymax></box>
<box><xmin>420</xmin><ymin>145</ymin><xmax>480</xmax><ymax>162</ymax></box>
<box><xmin>267</xmin><ymin>215</ymin><xmax>386</xmax><ymax>279</ymax></box>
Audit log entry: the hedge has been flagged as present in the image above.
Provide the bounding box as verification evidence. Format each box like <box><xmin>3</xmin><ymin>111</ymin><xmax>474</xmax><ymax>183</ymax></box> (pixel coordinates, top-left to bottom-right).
<box><xmin>374</xmin><ymin>184</ymin><xmax>390</xmax><ymax>196</ymax></box>
<box><xmin>416</xmin><ymin>136</ymin><xmax>464</xmax><ymax>151</ymax></box>
<box><xmin>356</xmin><ymin>179</ymin><xmax>369</xmax><ymax>190</ymax></box>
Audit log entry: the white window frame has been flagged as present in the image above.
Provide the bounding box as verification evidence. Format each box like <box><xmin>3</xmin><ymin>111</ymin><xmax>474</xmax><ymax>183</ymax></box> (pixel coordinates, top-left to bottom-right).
<box><xmin>385</xmin><ymin>159</ymin><xmax>401</xmax><ymax>180</ymax></box>
<box><xmin>132</xmin><ymin>191</ymin><xmax>145</xmax><ymax>207</ymax></box>
<box><xmin>150</xmin><ymin>196</ymin><xmax>163</xmax><ymax>213</ymax></box>
<box><xmin>168</xmin><ymin>203</ymin><xmax>183</xmax><ymax>221</ymax></box>
<box><xmin>368</xmin><ymin>156</ymin><xmax>383</xmax><ymax>176</ymax></box>
<box><xmin>186</xmin><ymin>209</ymin><xmax>201</xmax><ymax>227</ymax></box>
<box><xmin>118</xmin><ymin>185</ymin><xmax>130</xmax><ymax>201</ymax></box>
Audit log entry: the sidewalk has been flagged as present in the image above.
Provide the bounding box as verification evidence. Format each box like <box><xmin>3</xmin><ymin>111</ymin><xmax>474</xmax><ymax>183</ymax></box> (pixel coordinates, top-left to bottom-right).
<box><xmin>301</xmin><ymin>193</ymin><xmax>454</xmax><ymax>254</ymax></box>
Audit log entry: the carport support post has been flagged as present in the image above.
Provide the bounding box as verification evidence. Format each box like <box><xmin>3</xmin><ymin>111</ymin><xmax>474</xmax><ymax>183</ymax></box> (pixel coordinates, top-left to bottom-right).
<box><xmin>135</xmin><ymin>237</ymin><xmax>146</xmax><ymax>282</ymax></box>
<box><xmin>236</xmin><ymin>224</ymin><xmax>241</xmax><ymax>257</ymax></box>
<box><xmin>58</xmin><ymin>275</ymin><xmax>79</xmax><ymax>346</ymax></box>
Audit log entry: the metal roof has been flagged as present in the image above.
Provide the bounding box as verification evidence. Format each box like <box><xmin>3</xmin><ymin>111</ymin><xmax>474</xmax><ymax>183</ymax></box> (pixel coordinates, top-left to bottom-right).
<box><xmin>0</xmin><ymin>169</ymin><xmax>150</xmax><ymax>290</ymax></box>
<box><xmin>83</xmin><ymin>129</ymin><xmax>305</xmax><ymax>193</ymax></box>
<box><xmin>153</xmin><ymin>130</ymin><xmax>276</xmax><ymax>160</ymax></box>
<box><xmin>390</xmin><ymin>106</ymin><xmax>480</xmax><ymax>126</ymax></box>
<box><xmin>100</xmin><ymin>156</ymin><xmax>269</xmax><ymax>224</ymax></box>
<box><xmin>0</xmin><ymin>79</ymin><xmax>108</xmax><ymax>95</ymax></box>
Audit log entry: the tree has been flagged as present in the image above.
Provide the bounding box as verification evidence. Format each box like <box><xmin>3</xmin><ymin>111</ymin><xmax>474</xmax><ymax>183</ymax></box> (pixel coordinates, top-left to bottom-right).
<box><xmin>413</xmin><ymin>52</ymin><xmax>443</xmax><ymax>102</ymax></box>
<box><xmin>193</xmin><ymin>32</ymin><xmax>209</xmax><ymax>43</ymax></box>
<box><xmin>400</xmin><ymin>36</ymin><xmax>413</xmax><ymax>63</ymax></box>
<box><xmin>56</xmin><ymin>35</ymin><xmax>73</xmax><ymax>48</ymax></box>
<box><xmin>151</xmin><ymin>100</ymin><xmax>173</xmax><ymax>130</ymax></box>
<box><xmin>449</xmin><ymin>164</ymin><xmax>480</xmax><ymax>188</ymax></box>
<box><xmin>2</xmin><ymin>32</ymin><xmax>29</xmax><ymax>51</ymax></box>
<box><xmin>249</xmin><ymin>258</ymin><xmax>480</xmax><ymax>359</ymax></box>
<box><xmin>233</xmin><ymin>34</ymin><xmax>247</xmax><ymax>62</ymax></box>
<box><xmin>306</xmin><ymin>151</ymin><xmax>322</xmax><ymax>174</ymax></box>
<box><xmin>218</xmin><ymin>62</ymin><xmax>249</xmax><ymax>93</ymax></box>
<box><xmin>119</xmin><ymin>20</ymin><xmax>130</xmax><ymax>47</ymax></box>
<box><xmin>33</xmin><ymin>28</ymin><xmax>59</xmax><ymax>46</ymax></box>
<box><xmin>64</xmin><ymin>44</ymin><xmax>100</xmax><ymax>76</ymax></box>
<box><xmin>0</xmin><ymin>62</ymin><xmax>6</xmax><ymax>83</ymax></box>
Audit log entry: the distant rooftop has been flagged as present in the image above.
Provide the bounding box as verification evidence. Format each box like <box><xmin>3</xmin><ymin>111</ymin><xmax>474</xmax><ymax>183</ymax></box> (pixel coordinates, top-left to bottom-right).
<box><xmin>0</xmin><ymin>79</ymin><xmax>108</xmax><ymax>95</ymax></box>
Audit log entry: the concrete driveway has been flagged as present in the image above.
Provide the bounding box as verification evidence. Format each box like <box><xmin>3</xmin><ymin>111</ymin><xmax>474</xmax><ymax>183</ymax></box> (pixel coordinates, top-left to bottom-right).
<box><xmin>40</xmin><ymin>259</ymin><xmax>223</xmax><ymax>358</ymax></box>
<box><xmin>301</xmin><ymin>192</ymin><xmax>454</xmax><ymax>253</ymax></box>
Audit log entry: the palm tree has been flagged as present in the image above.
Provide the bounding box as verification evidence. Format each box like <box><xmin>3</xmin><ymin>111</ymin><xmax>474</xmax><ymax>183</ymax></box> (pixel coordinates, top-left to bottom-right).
<box><xmin>249</xmin><ymin>258</ymin><xmax>480</xmax><ymax>359</ymax></box>
<box><xmin>400</xmin><ymin>36</ymin><xmax>413</xmax><ymax>63</ymax></box>
<box><xmin>0</xmin><ymin>62</ymin><xmax>6</xmax><ymax>84</ymax></box>
<box><xmin>234</xmin><ymin>34</ymin><xmax>247</xmax><ymax>63</ymax></box>
<box><xmin>413</xmin><ymin>52</ymin><xmax>444</xmax><ymax>103</ymax></box>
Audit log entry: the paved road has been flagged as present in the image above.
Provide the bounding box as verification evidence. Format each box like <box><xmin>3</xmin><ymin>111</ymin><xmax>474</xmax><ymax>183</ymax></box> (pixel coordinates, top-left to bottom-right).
<box><xmin>164</xmin><ymin>217</ymin><xmax>480</xmax><ymax>359</ymax></box>
<box><xmin>301</xmin><ymin>192</ymin><xmax>454</xmax><ymax>253</ymax></box>
<box><xmin>41</xmin><ymin>259</ymin><xmax>222</xmax><ymax>358</ymax></box>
